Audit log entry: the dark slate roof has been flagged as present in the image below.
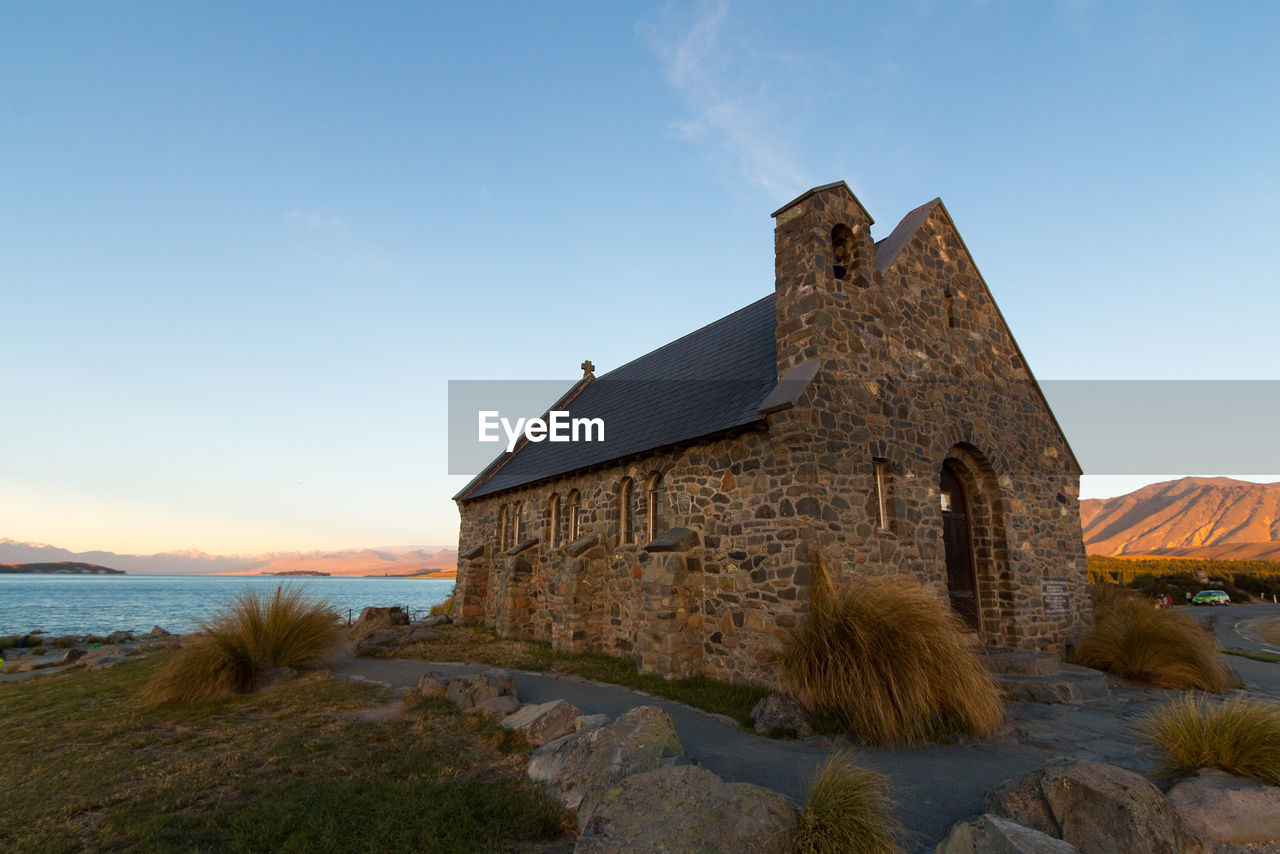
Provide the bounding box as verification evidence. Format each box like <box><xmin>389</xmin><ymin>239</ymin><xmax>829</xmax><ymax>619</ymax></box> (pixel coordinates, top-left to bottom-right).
<box><xmin>456</xmin><ymin>202</ymin><xmax>943</xmax><ymax>502</ymax></box>
<box><xmin>457</xmin><ymin>295</ymin><xmax>780</xmax><ymax>501</ymax></box>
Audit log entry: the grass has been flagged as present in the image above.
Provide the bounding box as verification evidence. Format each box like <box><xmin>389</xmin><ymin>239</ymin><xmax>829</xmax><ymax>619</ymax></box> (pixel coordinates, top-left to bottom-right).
<box><xmin>1223</xmin><ymin>647</ymin><xmax>1280</xmax><ymax>663</ymax></box>
<box><xmin>779</xmin><ymin>557</ymin><xmax>1004</xmax><ymax>746</ymax></box>
<box><xmin>382</xmin><ymin>625</ymin><xmax>770</xmax><ymax>727</ymax></box>
<box><xmin>1259</xmin><ymin>617</ymin><xmax>1280</xmax><ymax>646</ymax></box>
<box><xmin>0</xmin><ymin>655</ymin><xmax>568</xmax><ymax>852</ymax></box>
<box><xmin>795</xmin><ymin>752</ymin><xmax>903</xmax><ymax>854</ymax></box>
<box><xmin>147</xmin><ymin>585</ymin><xmax>344</xmax><ymax>703</ymax></box>
<box><xmin>429</xmin><ymin>596</ymin><xmax>456</xmax><ymax>616</ymax></box>
<box><xmin>1073</xmin><ymin>594</ymin><xmax>1234</xmax><ymax>691</ymax></box>
<box><xmin>1140</xmin><ymin>693</ymin><xmax>1280</xmax><ymax>785</ymax></box>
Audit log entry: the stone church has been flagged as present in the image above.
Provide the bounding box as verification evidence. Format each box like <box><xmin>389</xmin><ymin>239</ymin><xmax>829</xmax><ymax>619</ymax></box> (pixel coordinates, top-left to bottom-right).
<box><xmin>453</xmin><ymin>181</ymin><xmax>1091</xmax><ymax>686</ymax></box>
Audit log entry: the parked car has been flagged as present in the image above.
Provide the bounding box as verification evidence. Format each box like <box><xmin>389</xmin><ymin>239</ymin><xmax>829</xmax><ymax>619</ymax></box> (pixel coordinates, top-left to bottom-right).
<box><xmin>1191</xmin><ymin>590</ymin><xmax>1231</xmax><ymax>606</ymax></box>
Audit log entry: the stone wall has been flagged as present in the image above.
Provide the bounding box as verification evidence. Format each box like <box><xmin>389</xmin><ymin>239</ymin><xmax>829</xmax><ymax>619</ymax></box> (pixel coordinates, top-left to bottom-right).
<box><xmin>454</xmin><ymin>183</ymin><xmax>1092</xmax><ymax>687</ymax></box>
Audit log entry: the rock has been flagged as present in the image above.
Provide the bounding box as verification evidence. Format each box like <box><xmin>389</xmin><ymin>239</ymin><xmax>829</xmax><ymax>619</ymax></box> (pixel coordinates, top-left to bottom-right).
<box><xmin>527</xmin><ymin>705</ymin><xmax>684</xmax><ymax>815</ymax></box>
<box><xmin>411</xmin><ymin>675</ymin><xmax>449</xmax><ymax>700</ymax></box>
<box><xmin>575</xmin><ymin>764</ymin><xmax>797</xmax><ymax>853</ymax></box>
<box><xmin>986</xmin><ymin>759</ymin><xmax>1208</xmax><ymax>854</ymax></box>
<box><xmin>466</xmin><ymin>695</ymin><xmax>522</xmax><ymax>721</ymax></box>
<box><xmin>146</xmin><ymin>626</ymin><xmax>172</xmax><ymax>638</ymax></box>
<box><xmin>936</xmin><ymin>814</ymin><xmax>1082</xmax><ymax>853</ymax></box>
<box><xmin>574</xmin><ymin>714</ymin><xmax>609</xmax><ymax>733</ymax></box>
<box><xmin>420</xmin><ymin>614</ymin><xmax>453</xmax><ymax>627</ymax></box>
<box><xmin>751</xmin><ymin>693</ymin><xmax>812</xmax><ymax>738</ymax></box>
<box><xmin>350</xmin><ymin>606</ymin><xmax>410</xmax><ymax>639</ymax></box>
<box><xmin>259</xmin><ymin>666</ymin><xmax>299</xmax><ymax>689</ymax></box>
<box><xmin>138</xmin><ymin>639</ymin><xmax>182</xmax><ymax>652</ymax></box>
<box><xmin>79</xmin><ymin>647</ymin><xmax>138</xmax><ymax>670</ymax></box>
<box><xmin>500</xmin><ymin>699</ymin><xmax>583</xmax><ymax>746</ymax></box>
<box><xmin>1166</xmin><ymin>768</ymin><xmax>1280</xmax><ymax>845</ymax></box>
<box><xmin>105</xmin><ymin>631</ymin><xmax>134</xmax><ymax>644</ymax></box>
<box><xmin>354</xmin><ymin>626</ymin><xmax>439</xmax><ymax>656</ymax></box>
<box><xmin>55</xmin><ymin>648</ymin><xmax>86</xmax><ymax>666</ymax></box>
<box><xmin>445</xmin><ymin>671</ymin><xmax>518</xmax><ymax>710</ymax></box>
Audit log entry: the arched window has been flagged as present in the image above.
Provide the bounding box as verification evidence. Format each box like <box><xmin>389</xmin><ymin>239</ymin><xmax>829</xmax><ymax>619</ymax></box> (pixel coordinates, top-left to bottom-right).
<box><xmin>496</xmin><ymin>505</ymin><xmax>507</xmax><ymax>550</ymax></box>
<box><xmin>831</xmin><ymin>223</ymin><xmax>854</xmax><ymax>280</ymax></box>
<box><xmin>618</xmin><ymin>478</ymin><xmax>634</xmax><ymax>545</ymax></box>
<box><xmin>512</xmin><ymin>501</ymin><xmax>524</xmax><ymax>544</ymax></box>
<box><xmin>547</xmin><ymin>493</ymin><xmax>560</xmax><ymax>546</ymax></box>
<box><xmin>645</xmin><ymin>472</ymin><xmax>663</xmax><ymax>542</ymax></box>
<box><xmin>567</xmin><ymin>489</ymin><xmax>582</xmax><ymax>541</ymax></box>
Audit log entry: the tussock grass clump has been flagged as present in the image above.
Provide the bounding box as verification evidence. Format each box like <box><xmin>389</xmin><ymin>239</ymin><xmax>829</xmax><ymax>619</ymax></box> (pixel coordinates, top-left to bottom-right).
<box><xmin>1140</xmin><ymin>693</ymin><xmax>1280</xmax><ymax>785</ymax></box>
<box><xmin>147</xmin><ymin>586</ymin><xmax>341</xmax><ymax>703</ymax></box>
<box><xmin>796</xmin><ymin>752</ymin><xmax>902</xmax><ymax>854</ymax></box>
<box><xmin>779</xmin><ymin>556</ymin><xmax>1004</xmax><ymax>746</ymax></box>
<box><xmin>1073</xmin><ymin>596</ymin><xmax>1232</xmax><ymax>691</ymax></box>
<box><xmin>429</xmin><ymin>596</ymin><xmax>455</xmax><ymax>617</ymax></box>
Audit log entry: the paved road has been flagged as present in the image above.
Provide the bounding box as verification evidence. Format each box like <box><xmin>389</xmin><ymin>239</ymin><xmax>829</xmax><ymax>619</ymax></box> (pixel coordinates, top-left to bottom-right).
<box><xmin>1185</xmin><ymin>602</ymin><xmax>1280</xmax><ymax>696</ymax></box>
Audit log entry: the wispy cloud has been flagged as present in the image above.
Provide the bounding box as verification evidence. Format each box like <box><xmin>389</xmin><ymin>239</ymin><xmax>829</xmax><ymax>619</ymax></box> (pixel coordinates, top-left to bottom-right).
<box><xmin>282</xmin><ymin>209</ymin><xmax>388</xmax><ymax>275</ymax></box>
<box><xmin>639</xmin><ymin>1</ymin><xmax>812</xmax><ymax>199</ymax></box>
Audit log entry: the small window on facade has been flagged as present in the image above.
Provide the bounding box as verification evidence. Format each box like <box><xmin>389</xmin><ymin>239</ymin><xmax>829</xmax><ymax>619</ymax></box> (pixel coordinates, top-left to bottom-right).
<box><xmin>496</xmin><ymin>505</ymin><xmax>507</xmax><ymax>550</ymax></box>
<box><xmin>831</xmin><ymin>224</ymin><xmax>854</xmax><ymax>281</ymax></box>
<box><xmin>944</xmin><ymin>286</ymin><xmax>956</xmax><ymax>328</ymax></box>
<box><xmin>547</xmin><ymin>493</ymin><xmax>560</xmax><ymax>546</ymax></box>
<box><xmin>513</xmin><ymin>501</ymin><xmax>524</xmax><ymax>544</ymax></box>
<box><xmin>568</xmin><ymin>490</ymin><xmax>582</xmax><ymax>540</ymax></box>
<box><xmin>874</xmin><ymin>460</ymin><xmax>893</xmax><ymax>532</ymax></box>
<box><xmin>645</xmin><ymin>473</ymin><xmax>662</xmax><ymax>542</ymax></box>
<box><xmin>618</xmin><ymin>478</ymin><xmax>634</xmax><ymax>545</ymax></box>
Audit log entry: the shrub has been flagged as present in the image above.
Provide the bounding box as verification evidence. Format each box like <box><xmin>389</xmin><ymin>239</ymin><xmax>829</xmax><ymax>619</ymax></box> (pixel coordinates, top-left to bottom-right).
<box><xmin>795</xmin><ymin>752</ymin><xmax>902</xmax><ymax>854</ymax></box>
<box><xmin>1140</xmin><ymin>693</ymin><xmax>1280</xmax><ymax>785</ymax></box>
<box><xmin>1072</xmin><ymin>597</ymin><xmax>1233</xmax><ymax>691</ymax></box>
<box><xmin>1233</xmin><ymin>573</ymin><xmax>1280</xmax><ymax>601</ymax></box>
<box><xmin>147</xmin><ymin>586</ymin><xmax>341</xmax><ymax>703</ymax></box>
<box><xmin>429</xmin><ymin>596</ymin><xmax>456</xmax><ymax>617</ymax></box>
<box><xmin>779</xmin><ymin>556</ymin><xmax>1004</xmax><ymax>746</ymax></box>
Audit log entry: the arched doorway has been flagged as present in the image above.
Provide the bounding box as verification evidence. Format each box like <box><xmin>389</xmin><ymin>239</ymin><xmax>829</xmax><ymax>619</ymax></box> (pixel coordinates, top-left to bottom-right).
<box><xmin>940</xmin><ymin>461</ymin><xmax>980</xmax><ymax>631</ymax></box>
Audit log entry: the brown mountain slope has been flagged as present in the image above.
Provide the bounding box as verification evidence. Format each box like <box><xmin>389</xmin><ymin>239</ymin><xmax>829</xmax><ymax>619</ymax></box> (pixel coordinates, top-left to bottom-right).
<box><xmin>1081</xmin><ymin>477</ymin><xmax>1280</xmax><ymax>559</ymax></box>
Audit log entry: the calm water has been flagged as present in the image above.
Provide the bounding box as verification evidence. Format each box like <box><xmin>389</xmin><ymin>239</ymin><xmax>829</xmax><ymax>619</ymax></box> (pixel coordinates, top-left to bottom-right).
<box><xmin>0</xmin><ymin>574</ymin><xmax>455</xmax><ymax>636</ymax></box>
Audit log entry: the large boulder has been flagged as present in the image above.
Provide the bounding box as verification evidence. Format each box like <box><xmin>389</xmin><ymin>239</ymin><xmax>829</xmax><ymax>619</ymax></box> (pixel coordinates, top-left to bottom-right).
<box><xmin>1166</xmin><ymin>768</ymin><xmax>1280</xmax><ymax>845</ymax></box>
<box><xmin>527</xmin><ymin>705</ymin><xmax>684</xmax><ymax>815</ymax></box>
<box><xmin>986</xmin><ymin>760</ymin><xmax>1208</xmax><ymax>854</ymax></box>
<box><xmin>575</xmin><ymin>764</ymin><xmax>797</xmax><ymax>853</ymax></box>
<box><xmin>466</xmin><ymin>695</ymin><xmax>522</xmax><ymax>721</ymax></box>
<box><xmin>445</xmin><ymin>671</ymin><xmax>517</xmax><ymax>710</ymax></box>
<box><xmin>500</xmin><ymin>699</ymin><xmax>583</xmax><ymax>746</ymax></box>
<box><xmin>936</xmin><ymin>814</ymin><xmax>1081</xmax><ymax>853</ymax></box>
<box><xmin>350</xmin><ymin>606</ymin><xmax>409</xmax><ymax>638</ymax></box>
<box><xmin>751</xmin><ymin>693</ymin><xmax>812</xmax><ymax>738</ymax></box>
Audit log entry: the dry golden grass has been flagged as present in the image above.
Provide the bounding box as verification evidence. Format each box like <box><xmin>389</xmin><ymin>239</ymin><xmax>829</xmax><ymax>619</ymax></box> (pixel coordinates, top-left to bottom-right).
<box><xmin>1259</xmin><ymin>617</ymin><xmax>1280</xmax><ymax>646</ymax></box>
<box><xmin>147</xmin><ymin>586</ymin><xmax>343</xmax><ymax>703</ymax></box>
<box><xmin>429</xmin><ymin>596</ymin><xmax>456</xmax><ymax>616</ymax></box>
<box><xmin>795</xmin><ymin>752</ymin><xmax>903</xmax><ymax>854</ymax></box>
<box><xmin>1140</xmin><ymin>693</ymin><xmax>1280</xmax><ymax>785</ymax></box>
<box><xmin>779</xmin><ymin>556</ymin><xmax>1004</xmax><ymax>746</ymax></box>
<box><xmin>1073</xmin><ymin>596</ymin><xmax>1233</xmax><ymax>691</ymax></box>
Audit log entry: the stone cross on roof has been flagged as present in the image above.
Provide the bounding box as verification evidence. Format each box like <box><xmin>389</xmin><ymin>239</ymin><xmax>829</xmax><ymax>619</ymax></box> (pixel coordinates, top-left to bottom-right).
<box><xmin>581</xmin><ymin>360</ymin><xmax>595</xmax><ymax>377</ymax></box>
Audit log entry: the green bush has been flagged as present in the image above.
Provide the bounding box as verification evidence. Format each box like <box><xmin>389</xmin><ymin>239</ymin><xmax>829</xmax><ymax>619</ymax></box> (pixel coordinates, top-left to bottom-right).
<box><xmin>796</xmin><ymin>752</ymin><xmax>902</xmax><ymax>854</ymax></box>
<box><xmin>780</xmin><ymin>556</ymin><xmax>1004</xmax><ymax>746</ymax></box>
<box><xmin>1141</xmin><ymin>693</ymin><xmax>1280</xmax><ymax>785</ymax></box>
<box><xmin>147</xmin><ymin>586</ymin><xmax>342</xmax><ymax>703</ymax></box>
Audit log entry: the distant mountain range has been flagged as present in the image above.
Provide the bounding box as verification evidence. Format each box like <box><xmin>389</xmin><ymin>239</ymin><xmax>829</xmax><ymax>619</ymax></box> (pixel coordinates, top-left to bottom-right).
<box><xmin>1081</xmin><ymin>477</ymin><xmax>1280</xmax><ymax>560</ymax></box>
<box><xmin>0</xmin><ymin>539</ymin><xmax>458</xmax><ymax>576</ymax></box>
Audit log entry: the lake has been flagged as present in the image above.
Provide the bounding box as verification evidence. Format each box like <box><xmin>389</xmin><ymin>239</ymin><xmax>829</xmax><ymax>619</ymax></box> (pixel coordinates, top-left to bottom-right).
<box><xmin>0</xmin><ymin>574</ymin><xmax>455</xmax><ymax>636</ymax></box>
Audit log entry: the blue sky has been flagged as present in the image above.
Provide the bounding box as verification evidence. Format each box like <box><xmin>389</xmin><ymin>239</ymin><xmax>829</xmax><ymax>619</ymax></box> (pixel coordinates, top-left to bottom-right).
<box><xmin>3</xmin><ymin>1</ymin><xmax>1277</xmax><ymax>554</ymax></box>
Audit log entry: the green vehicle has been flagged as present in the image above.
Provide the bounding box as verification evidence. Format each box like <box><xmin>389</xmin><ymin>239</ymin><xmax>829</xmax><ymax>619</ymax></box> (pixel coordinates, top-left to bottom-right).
<box><xmin>1191</xmin><ymin>590</ymin><xmax>1231</xmax><ymax>606</ymax></box>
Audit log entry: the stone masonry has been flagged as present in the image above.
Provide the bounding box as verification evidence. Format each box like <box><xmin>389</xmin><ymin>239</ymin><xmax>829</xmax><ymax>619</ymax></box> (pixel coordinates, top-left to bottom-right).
<box><xmin>453</xmin><ymin>182</ymin><xmax>1092</xmax><ymax>687</ymax></box>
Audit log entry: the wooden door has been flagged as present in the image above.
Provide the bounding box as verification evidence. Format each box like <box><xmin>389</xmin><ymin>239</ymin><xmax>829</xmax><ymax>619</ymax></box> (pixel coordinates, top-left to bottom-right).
<box><xmin>941</xmin><ymin>462</ymin><xmax>980</xmax><ymax>631</ymax></box>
